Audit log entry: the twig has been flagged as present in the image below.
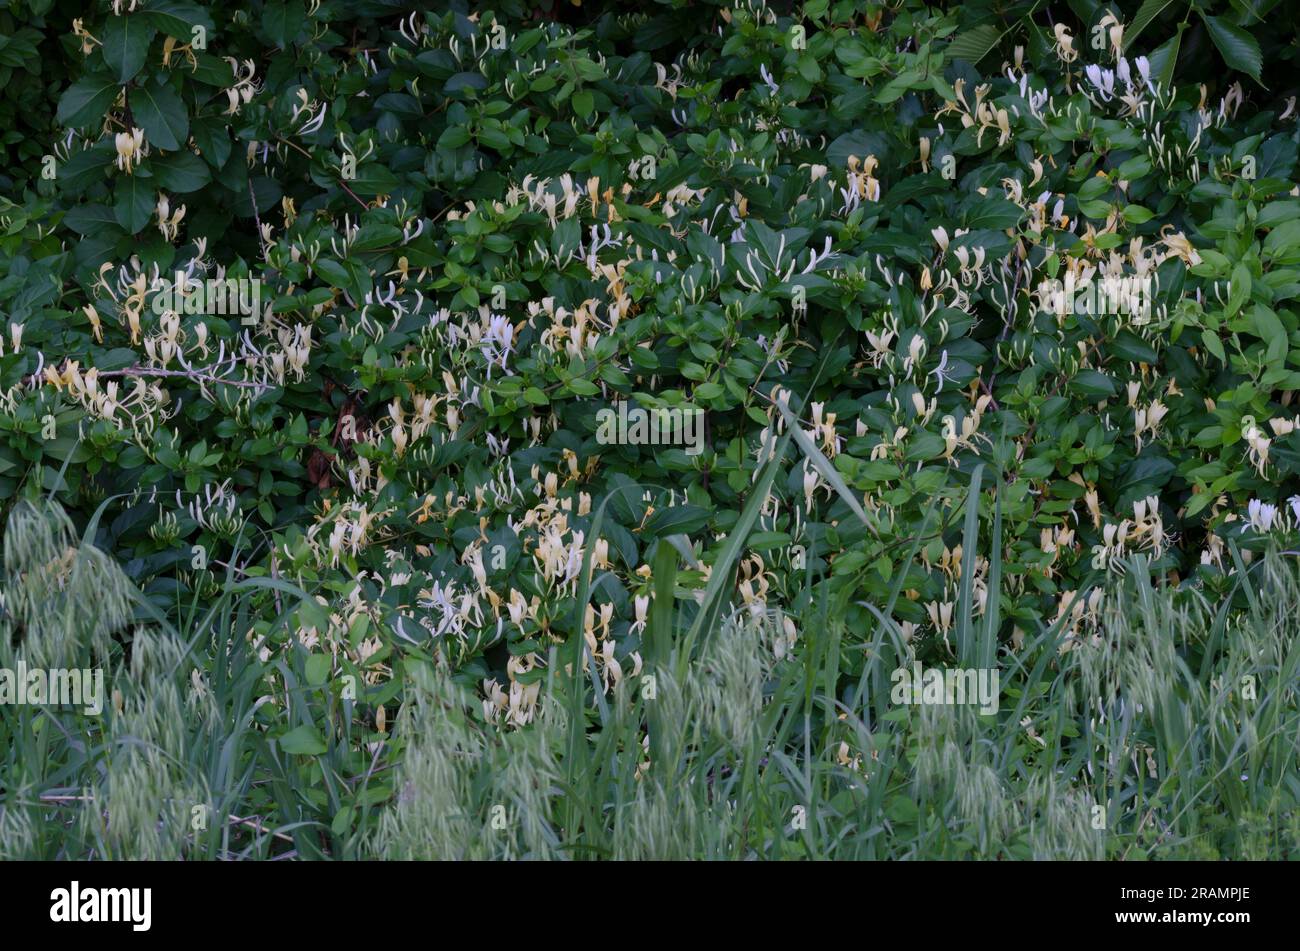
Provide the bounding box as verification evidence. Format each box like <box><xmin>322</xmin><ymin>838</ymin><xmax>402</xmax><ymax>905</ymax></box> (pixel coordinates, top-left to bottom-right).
<box><xmin>94</xmin><ymin>366</ymin><xmax>268</xmax><ymax>390</ymax></box>
<box><xmin>228</xmin><ymin>813</ymin><xmax>297</xmax><ymax>844</ymax></box>
<box><xmin>37</xmin><ymin>794</ymin><xmax>296</xmax><ymax>845</ymax></box>
<box><xmin>274</xmin><ymin>134</ymin><xmax>370</xmax><ymax>210</ymax></box>
<box><xmin>247</xmin><ymin>177</ymin><xmax>265</xmax><ymax>250</ymax></box>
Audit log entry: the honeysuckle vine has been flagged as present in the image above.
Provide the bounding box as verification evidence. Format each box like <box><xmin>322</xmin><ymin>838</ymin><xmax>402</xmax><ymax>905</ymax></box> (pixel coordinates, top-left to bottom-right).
<box><xmin>0</xmin><ymin>0</ymin><xmax>1292</xmax><ymax>731</ymax></box>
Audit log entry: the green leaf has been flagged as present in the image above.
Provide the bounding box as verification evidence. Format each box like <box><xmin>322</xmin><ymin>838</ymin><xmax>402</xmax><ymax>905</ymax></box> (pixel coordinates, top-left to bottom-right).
<box><xmin>263</xmin><ymin>0</ymin><xmax>305</xmax><ymax>49</ymax></box>
<box><xmin>1122</xmin><ymin>204</ymin><xmax>1154</xmax><ymax>224</ymax></box>
<box><xmin>1251</xmin><ymin>304</ymin><xmax>1287</xmax><ymax>362</ymax></box>
<box><xmin>304</xmin><ymin>654</ymin><xmax>331</xmax><ymax>685</ymax></box>
<box><xmin>190</xmin><ymin>115</ymin><xmax>232</xmax><ymax>168</ymax></box>
<box><xmin>572</xmin><ymin>89</ymin><xmax>594</xmax><ymax>120</ymax></box>
<box><xmin>279</xmin><ymin>724</ymin><xmax>327</xmax><ymax>755</ymax></box>
<box><xmin>980</xmin><ymin>482</ymin><xmax>1002</xmax><ymax>670</ymax></box>
<box><xmin>1071</xmin><ymin>369</ymin><xmax>1118</xmax><ymax>401</ymax></box>
<box><xmin>132</xmin><ymin>80</ymin><xmax>189</xmax><ymax>151</ymax></box>
<box><xmin>63</xmin><ymin>204</ymin><xmax>121</xmax><ymax>236</ymax></box>
<box><xmin>102</xmin><ymin>15</ymin><xmax>157</xmax><ymax>83</ymax></box>
<box><xmin>58</xmin><ymin>145</ymin><xmax>115</xmax><ymax>195</ymax></box>
<box><xmin>827</xmin><ymin>129</ymin><xmax>889</xmax><ymax>168</ymax></box>
<box><xmin>142</xmin><ymin>0</ymin><xmax>215</xmax><ymax>41</ymax></box>
<box><xmin>314</xmin><ymin>259</ymin><xmax>349</xmax><ymax>288</ymax></box>
<box><xmin>946</xmin><ymin>24</ymin><xmax>1001</xmax><ymax>65</ymax></box>
<box><xmin>1201</xmin><ymin>328</ymin><xmax>1226</xmax><ymax>363</ymax></box>
<box><xmin>963</xmin><ymin>198</ymin><xmax>1023</xmax><ymax>231</ymax></box>
<box><xmin>152</xmin><ymin>150</ymin><xmax>210</xmax><ymax>192</ymax></box>
<box><xmin>1227</xmin><ymin>262</ymin><xmax>1251</xmax><ymax>317</ymax></box>
<box><xmin>1124</xmin><ymin>0</ymin><xmax>1179</xmax><ymax>51</ymax></box>
<box><xmin>633</xmin><ymin>15</ymin><xmax>682</xmax><ymax>50</ymax></box>
<box><xmin>644</xmin><ymin>505</ymin><xmax>711</xmax><ymax>538</ymax></box>
<box><xmin>1078</xmin><ymin>199</ymin><xmax>1113</xmax><ymax>220</ymax></box>
<box><xmin>1203</xmin><ymin>15</ymin><xmax>1263</xmax><ymax>84</ymax></box>
<box><xmin>56</xmin><ymin>75</ymin><xmax>120</xmax><ymax>128</ymax></box>
<box><xmin>646</xmin><ymin>536</ymin><xmax>677</xmax><ymax>764</ymax></box>
<box><xmin>1149</xmin><ymin>29</ymin><xmax>1182</xmax><ymax>88</ymax></box>
<box><xmin>350</xmin><ymin>165</ymin><xmax>400</xmax><ymax>197</ymax></box>
<box><xmin>114</xmin><ymin>175</ymin><xmax>155</xmax><ymax>234</ymax></box>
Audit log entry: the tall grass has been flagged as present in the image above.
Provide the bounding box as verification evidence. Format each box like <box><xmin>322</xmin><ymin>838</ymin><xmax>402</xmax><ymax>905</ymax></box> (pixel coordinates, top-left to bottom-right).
<box><xmin>0</xmin><ymin>498</ymin><xmax>320</xmax><ymax>859</ymax></box>
<box><xmin>1</xmin><ymin>480</ymin><xmax>1296</xmax><ymax>859</ymax></box>
<box><xmin>368</xmin><ymin>556</ymin><xmax>1298</xmax><ymax>859</ymax></box>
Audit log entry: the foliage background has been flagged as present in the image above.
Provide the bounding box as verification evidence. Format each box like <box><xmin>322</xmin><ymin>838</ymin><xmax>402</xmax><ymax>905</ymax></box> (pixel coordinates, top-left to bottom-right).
<box><xmin>0</xmin><ymin>0</ymin><xmax>1297</xmax><ymax>857</ymax></box>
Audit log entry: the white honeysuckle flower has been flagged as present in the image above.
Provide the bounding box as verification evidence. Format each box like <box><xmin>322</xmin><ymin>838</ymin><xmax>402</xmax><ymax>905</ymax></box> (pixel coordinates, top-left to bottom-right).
<box><xmin>1134</xmin><ymin>56</ymin><xmax>1155</xmax><ymax>94</ymax></box>
<box><xmin>1244</xmin><ymin>499</ymin><xmax>1279</xmax><ymax>534</ymax></box>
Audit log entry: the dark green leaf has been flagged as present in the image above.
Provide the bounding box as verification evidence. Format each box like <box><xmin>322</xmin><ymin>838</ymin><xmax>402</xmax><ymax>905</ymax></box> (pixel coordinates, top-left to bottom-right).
<box><xmin>102</xmin><ymin>15</ymin><xmax>156</xmax><ymax>84</ymax></box>
<box><xmin>946</xmin><ymin>25</ymin><xmax>1001</xmax><ymax>65</ymax></box>
<box><xmin>1203</xmin><ymin>15</ymin><xmax>1263</xmax><ymax>83</ymax></box>
<box><xmin>114</xmin><ymin>174</ymin><xmax>155</xmax><ymax>234</ymax></box>
<box><xmin>132</xmin><ymin>80</ymin><xmax>189</xmax><ymax>151</ymax></box>
<box><xmin>56</xmin><ymin>75</ymin><xmax>119</xmax><ymax>128</ymax></box>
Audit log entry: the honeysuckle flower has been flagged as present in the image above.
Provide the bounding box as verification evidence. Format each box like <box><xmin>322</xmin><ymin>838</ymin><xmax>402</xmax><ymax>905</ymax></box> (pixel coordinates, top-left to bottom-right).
<box><xmin>156</xmin><ymin>194</ymin><xmax>186</xmax><ymax>241</ymax></box>
<box><xmin>1085</xmin><ymin>64</ymin><xmax>1115</xmax><ymax>101</ymax></box>
<box><xmin>1116</xmin><ymin>57</ymin><xmax>1131</xmax><ymax>87</ymax></box>
<box><xmin>223</xmin><ymin>58</ymin><xmax>259</xmax><ymax>115</ymax></box>
<box><xmin>1052</xmin><ymin>24</ymin><xmax>1078</xmax><ymax>64</ymax></box>
<box><xmin>928</xmin><ymin>350</ymin><xmax>959</xmax><ymax>392</ymax></box>
<box><xmin>1133</xmin><ymin>55</ymin><xmax>1156</xmax><ymax>95</ymax></box>
<box><xmin>71</xmin><ymin>18</ymin><xmax>100</xmax><ymax>55</ymax></box>
<box><xmin>81</xmin><ymin>304</ymin><xmax>103</xmax><ymax>343</ymax></box>
<box><xmin>629</xmin><ymin>593</ymin><xmax>650</xmax><ymax>636</ymax></box>
<box><xmin>1243</xmin><ymin>421</ymin><xmax>1271</xmax><ymax>476</ymax></box>
<box><xmin>926</xmin><ymin>600</ymin><xmax>954</xmax><ymax>633</ymax></box>
<box><xmin>1244</xmin><ymin>498</ymin><xmax>1278</xmax><ymax>533</ymax></box>
<box><xmin>600</xmin><ymin>639</ymin><xmax>622</xmax><ymax>691</ymax></box>
<box><xmin>801</xmin><ymin>464</ymin><xmax>822</xmax><ymax>513</ymax></box>
<box><xmin>1134</xmin><ymin>400</ymin><xmax>1168</xmax><ymax>450</ymax></box>
<box><xmin>653</xmin><ymin>61</ymin><xmax>683</xmax><ymax>99</ymax></box>
<box><xmin>1159</xmin><ymin>227</ymin><xmax>1202</xmax><ymax>266</ymax></box>
<box><xmin>161</xmin><ymin>34</ymin><xmax>200</xmax><ymax>71</ymax></box>
<box><xmin>115</xmin><ymin>128</ymin><xmax>145</xmax><ymax>173</ymax></box>
<box><xmin>1098</xmin><ymin>12</ymin><xmax>1124</xmax><ymax>60</ymax></box>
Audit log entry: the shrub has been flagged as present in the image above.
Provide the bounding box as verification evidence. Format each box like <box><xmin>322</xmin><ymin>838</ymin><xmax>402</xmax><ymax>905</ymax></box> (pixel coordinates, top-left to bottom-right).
<box><xmin>0</xmin><ymin>0</ymin><xmax>1297</xmax><ymax>857</ymax></box>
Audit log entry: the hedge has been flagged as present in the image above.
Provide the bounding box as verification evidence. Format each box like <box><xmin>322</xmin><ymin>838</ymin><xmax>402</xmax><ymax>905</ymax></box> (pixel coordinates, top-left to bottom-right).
<box><xmin>0</xmin><ymin>0</ymin><xmax>1298</xmax><ymax>701</ymax></box>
